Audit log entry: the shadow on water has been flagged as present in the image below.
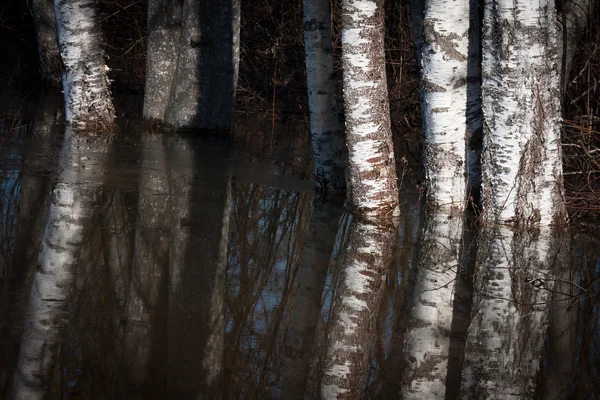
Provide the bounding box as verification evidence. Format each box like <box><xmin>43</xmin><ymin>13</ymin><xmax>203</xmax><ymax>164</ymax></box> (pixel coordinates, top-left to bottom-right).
<box><xmin>0</xmin><ymin>95</ymin><xmax>600</xmax><ymax>399</ymax></box>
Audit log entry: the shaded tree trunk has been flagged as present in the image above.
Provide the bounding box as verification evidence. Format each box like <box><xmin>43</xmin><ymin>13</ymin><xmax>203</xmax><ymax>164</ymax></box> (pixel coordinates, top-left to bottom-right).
<box><xmin>163</xmin><ymin>0</ymin><xmax>241</xmax><ymax>130</ymax></box>
<box><xmin>143</xmin><ymin>0</ymin><xmax>182</xmax><ymax>120</ymax></box>
<box><xmin>340</xmin><ymin>0</ymin><xmax>399</xmax><ymax>222</ymax></box>
<box><xmin>303</xmin><ymin>0</ymin><xmax>346</xmax><ymax>195</ymax></box>
<box><xmin>480</xmin><ymin>0</ymin><xmax>565</xmax><ymax>225</ymax></box>
<box><xmin>54</xmin><ymin>0</ymin><xmax>115</xmax><ymax>129</ymax></box>
<box><xmin>320</xmin><ymin>218</ymin><xmax>397</xmax><ymax>399</ymax></box>
<box><xmin>419</xmin><ymin>0</ymin><xmax>469</xmax><ymax>210</ymax></box>
<box><xmin>31</xmin><ymin>0</ymin><xmax>61</xmax><ymax>86</ymax></box>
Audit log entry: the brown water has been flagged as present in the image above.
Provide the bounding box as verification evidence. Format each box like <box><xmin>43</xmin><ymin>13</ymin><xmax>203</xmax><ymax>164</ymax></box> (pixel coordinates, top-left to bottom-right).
<box><xmin>0</xmin><ymin>95</ymin><xmax>599</xmax><ymax>399</ymax></box>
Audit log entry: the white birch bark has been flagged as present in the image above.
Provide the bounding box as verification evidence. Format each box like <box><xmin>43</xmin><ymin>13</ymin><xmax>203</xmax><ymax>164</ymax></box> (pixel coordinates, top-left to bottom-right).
<box><xmin>54</xmin><ymin>0</ymin><xmax>115</xmax><ymax>130</ymax></box>
<box><xmin>460</xmin><ymin>226</ymin><xmax>556</xmax><ymax>399</ymax></box>
<box><xmin>320</xmin><ymin>219</ymin><xmax>397</xmax><ymax>399</ymax></box>
<box><xmin>303</xmin><ymin>0</ymin><xmax>346</xmax><ymax>194</ymax></box>
<box><xmin>402</xmin><ymin>212</ymin><xmax>463</xmax><ymax>398</ymax></box>
<box><xmin>12</xmin><ymin>127</ymin><xmax>109</xmax><ymax>399</ymax></box>
<box><xmin>420</xmin><ymin>0</ymin><xmax>469</xmax><ymax>210</ymax></box>
<box><xmin>341</xmin><ymin>0</ymin><xmax>399</xmax><ymax>221</ymax></box>
<box><xmin>480</xmin><ymin>0</ymin><xmax>565</xmax><ymax>225</ymax></box>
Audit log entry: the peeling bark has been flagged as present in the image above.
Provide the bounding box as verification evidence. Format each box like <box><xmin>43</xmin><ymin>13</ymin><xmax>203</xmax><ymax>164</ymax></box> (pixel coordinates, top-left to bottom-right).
<box><xmin>303</xmin><ymin>0</ymin><xmax>346</xmax><ymax>194</ymax></box>
<box><xmin>54</xmin><ymin>0</ymin><xmax>115</xmax><ymax>130</ymax></box>
<box><xmin>419</xmin><ymin>0</ymin><xmax>469</xmax><ymax>210</ymax></box>
<box><xmin>320</xmin><ymin>218</ymin><xmax>397</xmax><ymax>399</ymax></box>
<box><xmin>480</xmin><ymin>0</ymin><xmax>565</xmax><ymax>226</ymax></box>
<box><xmin>340</xmin><ymin>0</ymin><xmax>399</xmax><ymax>222</ymax></box>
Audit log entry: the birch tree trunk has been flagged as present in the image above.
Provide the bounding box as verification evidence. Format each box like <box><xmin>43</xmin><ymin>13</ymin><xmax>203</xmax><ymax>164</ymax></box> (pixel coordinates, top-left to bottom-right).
<box><xmin>460</xmin><ymin>226</ymin><xmax>557</xmax><ymax>399</ymax></box>
<box><xmin>54</xmin><ymin>0</ymin><xmax>115</xmax><ymax>130</ymax></box>
<box><xmin>12</xmin><ymin>127</ymin><xmax>109</xmax><ymax>399</ymax></box>
<box><xmin>164</xmin><ymin>0</ymin><xmax>241</xmax><ymax>130</ymax></box>
<box><xmin>143</xmin><ymin>0</ymin><xmax>182</xmax><ymax>120</ymax></box>
<box><xmin>480</xmin><ymin>0</ymin><xmax>565</xmax><ymax>225</ymax></box>
<box><xmin>303</xmin><ymin>0</ymin><xmax>346</xmax><ymax>195</ymax></box>
<box><xmin>419</xmin><ymin>0</ymin><xmax>469</xmax><ymax>210</ymax></box>
<box><xmin>341</xmin><ymin>0</ymin><xmax>399</xmax><ymax>221</ymax></box>
<box><xmin>31</xmin><ymin>0</ymin><xmax>61</xmax><ymax>86</ymax></box>
<box><xmin>320</xmin><ymin>219</ymin><xmax>397</xmax><ymax>399</ymax></box>
<box><xmin>402</xmin><ymin>212</ymin><xmax>463</xmax><ymax>398</ymax></box>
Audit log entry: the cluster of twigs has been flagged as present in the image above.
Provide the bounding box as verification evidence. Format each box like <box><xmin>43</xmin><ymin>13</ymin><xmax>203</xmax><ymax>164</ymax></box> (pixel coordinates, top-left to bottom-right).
<box><xmin>562</xmin><ymin>4</ymin><xmax>600</xmax><ymax>220</ymax></box>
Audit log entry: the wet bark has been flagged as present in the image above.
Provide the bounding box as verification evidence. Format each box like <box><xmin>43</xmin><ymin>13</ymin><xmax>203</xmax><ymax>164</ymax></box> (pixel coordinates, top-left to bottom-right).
<box><xmin>402</xmin><ymin>212</ymin><xmax>463</xmax><ymax>398</ymax></box>
<box><xmin>419</xmin><ymin>0</ymin><xmax>469</xmax><ymax>210</ymax></box>
<box><xmin>480</xmin><ymin>0</ymin><xmax>565</xmax><ymax>226</ymax></box>
<box><xmin>54</xmin><ymin>0</ymin><xmax>115</xmax><ymax>129</ymax></box>
<box><xmin>31</xmin><ymin>0</ymin><xmax>61</xmax><ymax>86</ymax></box>
<box><xmin>320</xmin><ymin>219</ymin><xmax>397</xmax><ymax>399</ymax></box>
<box><xmin>12</xmin><ymin>127</ymin><xmax>110</xmax><ymax>399</ymax></box>
<box><xmin>280</xmin><ymin>197</ymin><xmax>344</xmax><ymax>398</ymax></box>
<box><xmin>303</xmin><ymin>0</ymin><xmax>346</xmax><ymax>195</ymax></box>
<box><xmin>460</xmin><ymin>226</ymin><xmax>558</xmax><ymax>399</ymax></box>
<box><xmin>340</xmin><ymin>0</ymin><xmax>399</xmax><ymax>222</ymax></box>
<box><xmin>163</xmin><ymin>0</ymin><xmax>241</xmax><ymax>130</ymax></box>
<box><xmin>143</xmin><ymin>0</ymin><xmax>182</xmax><ymax>120</ymax></box>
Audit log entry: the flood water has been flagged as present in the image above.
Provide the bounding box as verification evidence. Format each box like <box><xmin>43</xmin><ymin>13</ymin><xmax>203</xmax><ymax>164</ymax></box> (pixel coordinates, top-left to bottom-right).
<box><xmin>1</xmin><ymin>95</ymin><xmax>600</xmax><ymax>399</ymax></box>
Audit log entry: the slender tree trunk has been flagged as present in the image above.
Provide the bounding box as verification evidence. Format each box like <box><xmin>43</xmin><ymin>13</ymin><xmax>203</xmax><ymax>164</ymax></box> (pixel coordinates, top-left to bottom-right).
<box><xmin>303</xmin><ymin>0</ymin><xmax>346</xmax><ymax>194</ymax></box>
<box><xmin>280</xmin><ymin>197</ymin><xmax>344</xmax><ymax>398</ymax></box>
<box><xmin>480</xmin><ymin>0</ymin><xmax>565</xmax><ymax>225</ymax></box>
<box><xmin>31</xmin><ymin>0</ymin><xmax>61</xmax><ymax>86</ymax></box>
<box><xmin>54</xmin><ymin>0</ymin><xmax>115</xmax><ymax>129</ymax></box>
<box><xmin>143</xmin><ymin>0</ymin><xmax>182</xmax><ymax>120</ymax></box>
<box><xmin>402</xmin><ymin>212</ymin><xmax>463</xmax><ymax>398</ymax></box>
<box><xmin>320</xmin><ymin>219</ymin><xmax>397</xmax><ymax>399</ymax></box>
<box><xmin>340</xmin><ymin>0</ymin><xmax>399</xmax><ymax>221</ymax></box>
<box><xmin>164</xmin><ymin>0</ymin><xmax>241</xmax><ymax>130</ymax></box>
<box><xmin>460</xmin><ymin>226</ymin><xmax>557</xmax><ymax>399</ymax></box>
<box><xmin>420</xmin><ymin>0</ymin><xmax>469</xmax><ymax>210</ymax></box>
<box><xmin>12</xmin><ymin>127</ymin><xmax>109</xmax><ymax>399</ymax></box>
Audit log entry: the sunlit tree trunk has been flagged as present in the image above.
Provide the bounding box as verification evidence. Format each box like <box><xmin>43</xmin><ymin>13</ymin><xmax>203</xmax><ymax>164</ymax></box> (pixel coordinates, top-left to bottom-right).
<box><xmin>320</xmin><ymin>219</ymin><xmax>397</xmax><ymax>399</ymax></box>
<box><xmin>280</xmin><ymin>198</ymin><xmax>344</xmax><ymax>398</ymax></box>
<box><xmin>480</xmin><ymin>0</ymin><xmax>565</xmax><ymax>225</ymax></box>
<box><xmin>303</xmin><ymin>0</ymin><xmax>346</xmax><ymax>194</ymax></box>
<box><xmin>31</xmin><ymin>0</ymin><xmax>61</xmax><ymax>86</ymax></box>
<box><xmin>12</xmin><ymin>127</ymin><xmax>109</xmax><ymax>399</ymax></box>
<box><xmin>402</xmin><ymin>212</ymin><xmax>463</xmax><ymax>398</ymax></box>
<box><xmin>54</xmin><ymin>0</ymin><xmax>115</xmax><ymax>129</ymax></box>
<box><xmin>164</xmin><ymin>0</ymin><xmax>240</xmax><ymax>130</ymax></box>
<box><xmin>419</xmin><ymin>0</ymin><xmax>469</xmax><ymax>210</ymax></box>
<box><xmin>460</xmin><ymin>226</ymin><xmax>557</xmax><ymax>398</ymax></box>
<box><xmin>341</xmin><ymin>0</ymin><xmax>399</xmax><ymax>221</ymax></box>
<box><xmin>143</xmin><ymin>0</ymin><xmax>182</xmax><ymax>120</ymax></box>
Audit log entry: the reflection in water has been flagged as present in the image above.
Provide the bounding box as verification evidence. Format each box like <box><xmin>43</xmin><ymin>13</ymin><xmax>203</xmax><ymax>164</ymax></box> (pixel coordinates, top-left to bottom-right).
<box><xmin>1</xmin><ymin>111</ymin><xmax>600</xmax><ymax>399</ymax></box>
<box><xmin>320</xmin><ymin>220</ymin><xmax>397</xmax><ymax>399</ymax></box>
<box><xmin>460</xmin><ymin>226</ymin><xmax>559</xmax><ymax>399</ymax></box>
